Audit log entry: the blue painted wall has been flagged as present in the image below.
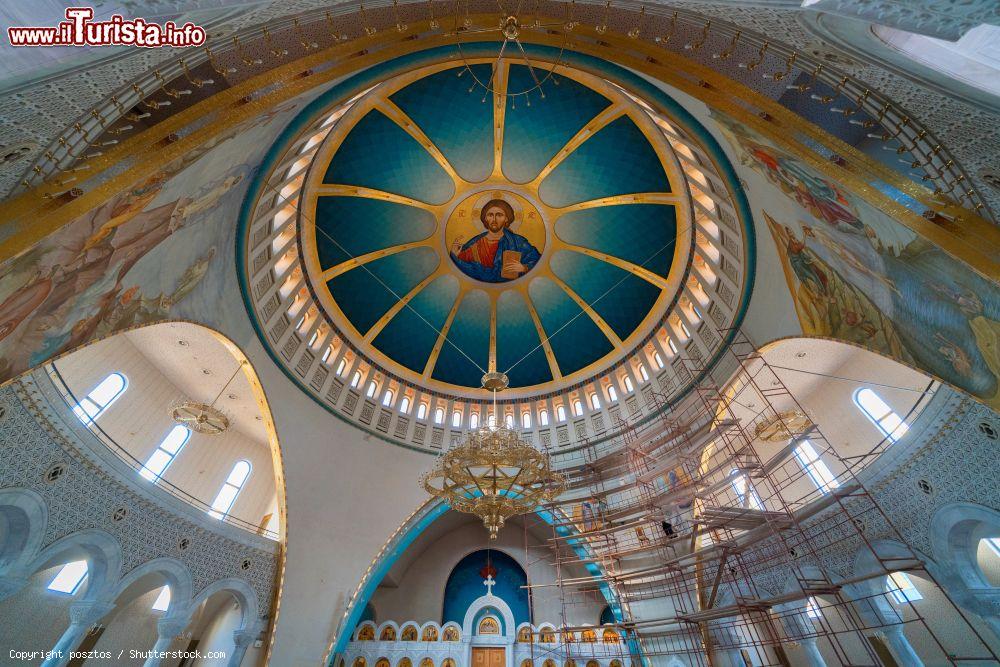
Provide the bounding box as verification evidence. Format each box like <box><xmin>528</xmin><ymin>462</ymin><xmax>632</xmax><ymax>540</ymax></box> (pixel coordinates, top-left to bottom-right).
<box><xmin>442</xmin><ymin>550</ymin><xmax>530</xmax><ymax>627</ymax></box>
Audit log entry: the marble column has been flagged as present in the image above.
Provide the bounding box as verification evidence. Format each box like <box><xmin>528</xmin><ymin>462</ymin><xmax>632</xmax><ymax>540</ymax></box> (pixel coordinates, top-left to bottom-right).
<box><xmin>142</xmin><ymin>616</ymin><xmax>189</xmax><ymax>667</ymax></box>
<box><xmin>844</xmin><ymin>585</ymin><xmax>923</xmax><ymax>667</ymax></box>
<box><xmin>773</xmin><ymin>603</ymin><xmax>826</xmax><ymax>667</ymax></box>
<box><xmin>227</xmin><ymin>627</ymin><xmax>258</xmax><ymax>667</ymax></box>
<box><xmin>42</xmin><ymin>600</ymin><xmax>116</xmax><ymax>667</ymax></box>
<box><xmin>879</xmin><ymin>626</ymin><xmax>924</xmax><ymax>666</ymax></box>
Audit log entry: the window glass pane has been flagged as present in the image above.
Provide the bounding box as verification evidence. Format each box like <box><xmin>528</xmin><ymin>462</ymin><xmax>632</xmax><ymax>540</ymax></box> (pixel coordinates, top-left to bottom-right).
<box><xmin>48</xmin><ymin>560</ymin><xmax>88</xmax><ymax>594</ymax></box>
<box><xmin>557</xmin><ymin>406</ymin><xmax>566</xmax><ymax>421</ymax></box>
<box><xmin>417</xmin><ymin>404</ymin><xmax>427</xmax><ymax>419</ymax></box>
<box><xmin>624</xmin><ymin>377</ymin><xmax>634</xmax><ymax>393</ymax></box>
<box><xmin>638</xmin><ymin>365</ymin><xmax>649</xmax><ymax>381</ymax></box>
<box><xmin>573</xmin><ymin>401</ymin><xmax>583</xmax><ymax>416</ymax></box>
<box><xmin>654</xmin><ymin>352</ymin><xmax>664</xmax><ymax>369</ymax></box>
<box><xmin>227</xmin><ymin>461</ymin><xmax>252</xmax><ymax>487</ymax></box>
<box><xmin>505</xmin><ymin>414</ymin><xmax>514</xmax><ymax>428</ymax></box>
<box><xmin>382</xmin><ymin>391</ymin><xmax>393</xmax><ymax>407</ymax></box>
<box><xmin>452</xmin><ymin>412</ymin><xmax>461</xmax><ymax>427</ymax></box>
<box><xmin>159</xmin><ymin>426</ymin><xmax>190</xmax><ymax>455</ymax></box>
<box><xmin>434</xmin><ymin>408</ymin><xmax>444</xmax><ymax>424</ymax></box>
<box><xmin>794</xmin><ymin>440</ymin><xmax>839</xmax><ymax>493</ymax></box>
<box><xmin>987</xmin><ymin>538</ymin><xmax>1000</xmax><ymax>557</ymax></box>
<box><xmin>668</xmin><ymin>339</ymin><xmax>678</xmax><ymax>354</ymax></box>
<box><xmin>522</xmin><ymin>413</ymin><xmax>531</xmax><ymax>429</ymax></box>
<box><xmin>539</xmin><ymin>410</ymin><xmax>549</xmax><ymax>426</ymax></box>
<box><xmin>210</xmin><ymin>483</ymin><xmax>239</xmax><ymax>516</ymax></box>
<box><xmin>366</xmin><ymin>382</ymin><xmax>376</xmax><ymax>398</ymax></box>
<box><xmin>141</xmin><ymin>450</ymin><xmax>173</xmax><ymax>481</ymax></box>
<box><xmin>152</xmin><ymin>586</ymin><xmax>171</xmax><ymax>612</ymax></box>
<box><xmin>806</xmin><ymin>597</ymin><xmax>821</xmax><ymax>619</ymax></box>
<box><xmin>470</xmin><ymin>413</ymin><xmax>479</xmax><ymax>428</ymax></box>
<box><xmin>399</xmin><ymin>397</ymin><xmax>410</xmax><ymax>413</ymax></box>
<box><xmin>590</xmin><ymin>394</ymin><xmax>600</xmax><ymax>410</ymax></box>
<box><xmin>857</xmin><ymin>388</ymin><xmax>892</xmax><ymax>420</ymax></box>
<box><xmin>89</xmin><ymin>373</ymin><xmax>126</xmax><ymax>407</ymax></box>
<box><xmin>886</xmin><ymin>572</ymin><xmax>922</xmax><ymax>604</ymax></box>
<box><xmin>608</xmin><ymin>386</ymin><xmax>618</xmax><ymax>402</ymax></box>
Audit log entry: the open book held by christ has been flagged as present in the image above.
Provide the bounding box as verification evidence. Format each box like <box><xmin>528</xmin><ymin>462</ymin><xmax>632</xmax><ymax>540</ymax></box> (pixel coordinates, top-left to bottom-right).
<box><xmin>500</xmin><ymin>251</ymin><xmax>522</xmax><ymax>280</ymax></box>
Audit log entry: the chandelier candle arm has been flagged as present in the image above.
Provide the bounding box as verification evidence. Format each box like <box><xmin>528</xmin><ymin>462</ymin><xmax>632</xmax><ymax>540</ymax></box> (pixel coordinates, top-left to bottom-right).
<box><xmin>422</xmin><ymin>371</ymin><xmax>565</xmax><ymax>538</ymax></box>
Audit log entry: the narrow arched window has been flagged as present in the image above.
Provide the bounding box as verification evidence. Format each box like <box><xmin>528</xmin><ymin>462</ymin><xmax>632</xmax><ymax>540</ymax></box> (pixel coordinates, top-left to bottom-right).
<box><xmin>209</xmin><ymin>460</ymin><xmax>252</xmax><ymax>519</ymax></box>
<box><xmin>417</xmin><ymin>403</ymin><xmax>427</xmax><ymax>420</ymax></box>
<box><xmin>539</xmin><ymin>410</ymin><xmax>549</xmax><ymax>426</ymax></box>
<box><xmin>434</xmin><ymin>407</ymin><xmax>444</xmax><ymax>424</ymax></box>
<box><xmin>452</xmin><ymin>411</ymin><xmax>462</xmax><ymax>428</ymax></box>
<box><xmin>74</xmin><ymin>372</ymin><xmax>127</xmax><ymax>424</ymax></box>
<box><xmin>679</xmin><ymin>321</ymin><xmax>691</xmax><ymax>338</ymax></box>
<box><xmin>48</xmin><ymin>560</ymin><xmax>88</xmax><ymax>594</ymax></box>
<box><xmin>336</xmin><ymin>359</ymin><xmax>347</xmax><ymax>376</ymax></box>
<box><xmin>322</xmin><ymin>346</ymin><xmax>333</xmax><ymax>363</ymax></box>
<box><xmin>382</xmin><ymin>390</ymin><xmax>394</xmax><ymax>407</ymax></box>
<box><xmin>556</xmin><ymin>405</ymin><xmax>566</xmax><ymax>422</ymax></box>
<box><xmin>140</xmin><ymin>425</ymin><xmax>191</xmax><ymax>482</ymax></box>
<box><xmin>793</xmin><ymin>440</ymin><xmax>839</xmax><ymax>494</ymax></box>
<box><xmin>607</xmin><ymin>385</ymin><xmax>618</xmax><ymax>402</ymax></box>
<box><xmin>308</xmin><ymin>330</ymin><xmax>319</xmax><ymax>347</ymax></box>
<box><xmin>366</xmin><ymin>381</ymin><xmax>377</xmax><ymax>398</ymax></box>
<box><xmin>805</xmin><ymin>597</ymin><xmax>821</xmax><ymax>619</ymax></box>
<box><xmin>623</xmin><ymin>376</ymin><xmax>634</xmax><ymax>393</ymax></box>
<box><xmin>399</xmin><ymin>396</ymin><xmax>410</xmax><ymax>413</ymax></box>
<box><xmin>638</xmin><ymin>364</ymin><xmax>649</xmax><ymax>382</ymax></box>
<box><xmin>730</xmin><ymin>469</ymin><xmax>763</xmax><ymax>510</ymax></box>
<box><xmin>470</xmin><ymin>413</ymin><xmax>480</xmax><ymax>429</ymax></box>
<box><xmin>854</xmin><ymin>388</ymin><xmax>908</xmax><ymax>442</ymax></box>
<box><xmin>505</xmin><ymin>413</ymin><xmax>514</xmax><ymax>428</ymax></box>
<box><xmin>573</xmin><ymin>400</ymin><xmax>584</xmax><ymax>417</ymax></box>
<box><xmin>590</xmin><ymin>393</ymin><xmax>600</xmax><ymax>410</ymax></box>
<box><xmin>350</xmin><ymin>371</ymin><xmax>361</xmax><ymax>388</ymax></box>
<box><xmin>653</xmin><ymin>352</ymin><xmax>664</xmax><ymax>369</ymax></box>
<box><xmin>521</xmin><ymin>412</ymin><xmax>532</xmax><ymax>429</ymax></box>
<box><xmin>668</xmin><ymin>339</ymin><xmax>678</xmax><ymax>355</ymax></box>
<box><xmin>691</xmin><ymin>304</ymin><xmax>703</xmax><ymax>320</ymax></box>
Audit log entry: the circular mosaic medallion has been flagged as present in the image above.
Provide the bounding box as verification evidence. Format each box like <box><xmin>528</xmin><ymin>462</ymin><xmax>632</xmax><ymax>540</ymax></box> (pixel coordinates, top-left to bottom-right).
<box><xmin>446</xmin><ymin>190</ymin><xmax>546</xmax><ymax>284</ymax></box>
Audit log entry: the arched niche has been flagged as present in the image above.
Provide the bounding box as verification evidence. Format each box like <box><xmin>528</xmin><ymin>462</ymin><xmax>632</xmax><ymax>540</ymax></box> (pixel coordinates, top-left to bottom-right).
<box><xmin>443</xmin><ymin>549</ymin><xmax>530</xmax><ymax>628</ymax></box>
<box><xmin>43</xmin><ymin>321</ymin><xmax>287</xmax><ymax>543</ymax></box>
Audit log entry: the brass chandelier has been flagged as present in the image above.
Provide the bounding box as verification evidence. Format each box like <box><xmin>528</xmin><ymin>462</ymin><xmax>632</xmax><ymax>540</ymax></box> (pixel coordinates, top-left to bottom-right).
<box><xmin>421</xmin><ymin>371</ymin><xmax>566</xmax><ymax>539</ymax></box>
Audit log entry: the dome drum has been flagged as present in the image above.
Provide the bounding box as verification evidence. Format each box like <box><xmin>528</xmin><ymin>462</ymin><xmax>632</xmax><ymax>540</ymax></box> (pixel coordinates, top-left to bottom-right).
<box><xmin>239</xmin><ymin>48</ymin><xmax>751</xmax><ymax>453</ymax></box>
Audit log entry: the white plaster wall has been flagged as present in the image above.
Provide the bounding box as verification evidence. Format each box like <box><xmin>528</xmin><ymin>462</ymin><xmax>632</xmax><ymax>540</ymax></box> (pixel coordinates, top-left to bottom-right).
<box><xmin>55</xmin><ymin>333</ymin><xmax>277</xmax><ymax>529</ymax></box>
<box><xmin>193</xmin><ymin>597</ymin><xmax>242</xmax><ymax>666</ymax></box>
<box><xmin>252</xmin><ymin>334</ymin><xmax>435</xmax><ymax>665</ymax></box>
<box><xmin>0</xmin><ymin>564</ymin><xmax>75</xmax><ymax>664</ymax></box>
<box><xmin>370</xmin><ymin>517</ymin><xmax>604</xmax><ymax>628</ymax></box>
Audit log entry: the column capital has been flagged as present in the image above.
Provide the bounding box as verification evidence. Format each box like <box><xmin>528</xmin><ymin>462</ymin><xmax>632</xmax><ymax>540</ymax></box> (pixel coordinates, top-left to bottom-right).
<box><xmin>69</xmin><ymin>600</ymin><xmax>115</xmax><ymax>627</ymax></box>
<box><xmin>157</xmin><ymin>616</ymin><xmax>189</xmax><ymax>639</ymax></box>
<box><xmin>232</xmin><ymin>628</ymin><xmax>258</xmax><ymax>647</ymax></box>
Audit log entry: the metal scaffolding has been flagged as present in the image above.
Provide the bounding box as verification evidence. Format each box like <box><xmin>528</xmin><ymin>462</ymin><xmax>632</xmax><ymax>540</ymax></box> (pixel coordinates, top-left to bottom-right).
<box><xmin>526</xmin><ymin>328</ymin><xmax>999</xmax><ymax>666</ymax></box>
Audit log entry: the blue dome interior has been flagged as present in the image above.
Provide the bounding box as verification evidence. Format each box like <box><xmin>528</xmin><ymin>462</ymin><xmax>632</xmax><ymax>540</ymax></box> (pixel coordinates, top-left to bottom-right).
<box><xmin>312</xmin><ymin>63</ymin><xmax>679</xmax><ymax>390</ymax></box>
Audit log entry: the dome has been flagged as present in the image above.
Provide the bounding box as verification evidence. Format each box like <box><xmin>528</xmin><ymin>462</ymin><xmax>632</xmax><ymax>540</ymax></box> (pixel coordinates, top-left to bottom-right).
<box><xmin>302</xmin><ymin>62</ymin><xmax>684</xmax><ymax>392</ymax></box>
<box><xmin>241</xmin><ymin>48</ymin><xmax>753</xmax><ymax>438</ymax></box>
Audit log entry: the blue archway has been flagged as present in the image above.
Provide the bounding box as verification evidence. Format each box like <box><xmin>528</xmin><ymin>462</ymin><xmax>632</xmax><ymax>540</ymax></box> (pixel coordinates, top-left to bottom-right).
<box><xmin>443</xmin><ymin>550</ymin><xmax>530</xmax><ymax>626</ymax></box>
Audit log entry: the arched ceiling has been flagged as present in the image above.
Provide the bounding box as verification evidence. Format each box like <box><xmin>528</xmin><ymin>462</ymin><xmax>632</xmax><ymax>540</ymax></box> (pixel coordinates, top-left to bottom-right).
<box><xmin>302</xmin><ymin>62</ymin><xmax>684</xmax><ymax>392</ymax></box>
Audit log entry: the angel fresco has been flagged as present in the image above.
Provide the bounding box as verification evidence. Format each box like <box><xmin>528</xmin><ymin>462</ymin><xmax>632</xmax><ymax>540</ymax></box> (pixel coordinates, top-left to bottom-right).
<box><xmin>712</xmin><ymin>108</ymin><xmax>1000</xmax><ymax>408</ymax></box>
<box><xmin>0</xmin><ymin>163</ymin><xmax>246</xmax><ymax>382</ymax></box>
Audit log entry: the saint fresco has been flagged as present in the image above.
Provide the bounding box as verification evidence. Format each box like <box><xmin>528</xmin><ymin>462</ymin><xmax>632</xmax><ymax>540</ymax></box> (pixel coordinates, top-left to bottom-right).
<box><xmin>711</xmin><ymin>111</ymin><xmax>1000</xmax><ymax>409</ymax></box>
<box><xmin>447</xmin><ymin>194</ymin><xmax>544</xmax><ymax>283</ymax></box>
